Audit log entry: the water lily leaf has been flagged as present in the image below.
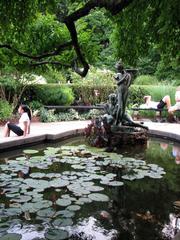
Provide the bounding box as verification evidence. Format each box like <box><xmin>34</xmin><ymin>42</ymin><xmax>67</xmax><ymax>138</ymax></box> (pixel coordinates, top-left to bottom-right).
<box><xmin>45</xmin><ymin>229</ymin><xmax>69</xmax><ymax>240</ymax></box>
<box><xmin>37</xmin><ymin>208</ymin><xmax>55</xmax><ymax>218</ymax></box>
<box><xmin>66</xmin><ymin>205</ymin><xmax>81</xmax><ymax>211</ymax></box>
<box><xmin>50</xmin><ymin>179</ymin><xmax>69</xmax><ymax>188</ymax></box>
<box><xmin>4</xmin><ymin>208</ymin><xmax>22</xmax><ymax>216</ymax></box>
<box><xmin>15</xmin><ymin>157</ymin><xmax>27</xmax><ymax>161</ymax></box>
<box><xmin>13</xmin><ymin>195</ymin><xmax>32</xmax><ymax>203</ymax></box>
<box><xmin>71</xmin><ymin>165</ymin><xmax>86</xmax><ymax>170</ymax></box>
<box><xmin>88</xmin><ymin>193</ymin><xmax>109</xmax><ymax>202</ymax></box>
<box><xmin>55</xmin><ymin>210</ymin><xmax>75</xmax><ymax>218</ymax></box>
<box><xmin>80</xmin><ymin>182</ymin><xmax>94</xmax><ymax>187</ymax></box>
<box><xmin>85</xmin><ymin>185</ymin><xmax>104</xmax><ymax>192</ymax></box>
<box><xmin>77</xmin><ymin>197</ymin><xmax>92</xmax><ymax>204</ymax></box>
<box><xmin>107</xmin><ymin>181</ymin><xmax>124</xmax><ymax>186</ymax></box>
<box><xmin>23</xmin><ymin>149</ymin><xmax>39</xmax><ymax>154</ymax></box>
<box><xmin>0</xmin><ymin>222</ymin><xmax>9</xmax><ymax>234</ymax></box>
<box><xmin>52</xmin><ymin>218</ymin><xmax>73</xmax><ymax>227</ymax></box>
<box><xmin>149</xmin><ymin>173</ymin><xmax>163</xmax><ymax>179</ymax></box>
<box><xmin>56</xmin><ymin>199</ymin><xmax>71</xmax><ymax>207</ymax></box>
<box><xmin>30</xmin><ymin>173</ymin><xmax>46</xmax><ymax>178</ymax></box>
<box><xmin>0</xmin><ymin>233</ymin><xmax>22</xmax><ymax>240</ymax></box>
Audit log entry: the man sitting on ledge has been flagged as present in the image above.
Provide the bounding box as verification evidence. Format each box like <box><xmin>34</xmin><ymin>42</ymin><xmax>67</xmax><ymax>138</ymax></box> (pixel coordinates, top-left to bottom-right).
<box><xmin>168</xmin><ymin>86</ymin><xmax>180</xmax><ymax>114</ymax></box>
<box><xmin>140</xmin><ymin>95</ymin><xmax>171</xmax><ymax>110</ymax></box>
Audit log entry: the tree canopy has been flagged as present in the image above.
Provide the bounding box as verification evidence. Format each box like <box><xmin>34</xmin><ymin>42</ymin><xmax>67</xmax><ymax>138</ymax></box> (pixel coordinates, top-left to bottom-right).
<box><xmin>0</xmin><ymin>0</ymin><xmax>179</xmax><ymax>78</ymax></box>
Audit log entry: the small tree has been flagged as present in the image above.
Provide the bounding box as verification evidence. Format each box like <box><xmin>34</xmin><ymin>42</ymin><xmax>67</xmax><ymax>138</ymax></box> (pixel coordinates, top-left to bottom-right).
<box><xmin>0</xmin><ymin>69</ymin><xmax>35</xmax><ymax>110</ymax></box>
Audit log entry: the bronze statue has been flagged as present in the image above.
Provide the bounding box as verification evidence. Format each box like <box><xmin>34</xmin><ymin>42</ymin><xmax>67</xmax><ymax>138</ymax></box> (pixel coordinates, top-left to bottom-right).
<box><xmin>104</xmin><ymin>93</ymin><xmax>118</xmax><ymax>124</ymax></box>
<box><xmin>114</xmin><ymin>60</ymin><xmax>132</xmax><ymax>125</ymax></box>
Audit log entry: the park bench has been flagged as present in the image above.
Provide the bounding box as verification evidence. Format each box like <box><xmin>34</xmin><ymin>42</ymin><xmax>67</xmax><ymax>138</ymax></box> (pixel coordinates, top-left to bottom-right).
<box><xmin>131</xmin><ymin>107</ymin><xmax>180</xmax><ymax>122</ymax></box>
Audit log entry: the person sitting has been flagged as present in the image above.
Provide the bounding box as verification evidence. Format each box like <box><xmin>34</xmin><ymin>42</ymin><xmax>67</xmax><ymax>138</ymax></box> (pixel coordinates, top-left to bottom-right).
<box><xmin>140</xmin><ymin>95</ymin><xmax>171</xmax><ymax>110</ymax></box>
<box><xmin>3</xmin><ymin>104</ymin><xmax>31</xmax><ymax>137</ymax></box>
<box><xmin>168</xmin><ymin>86</ymin><xmax>180</xmax><ymax>114</ymax></box>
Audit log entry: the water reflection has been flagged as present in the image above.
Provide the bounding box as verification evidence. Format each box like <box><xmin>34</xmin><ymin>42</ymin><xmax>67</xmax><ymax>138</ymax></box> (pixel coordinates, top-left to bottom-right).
<box><xmin>70</xmin><ymin>216</ymin><xmax>117</xmax><ymax>240</ymax></box>
<box><xmin>162</xmin><ymin>213</ymin><xmax>180</xmax><ymax>239</ymax></box>
<box><xmin>172</xmin><ymin>145</ymin><xmax>180</xmax><ymax>165</ymax></box>
<box><xmin>159</xmin><ymin>141</ymin><xmax>180</xmax><ymax>165</ymax></box>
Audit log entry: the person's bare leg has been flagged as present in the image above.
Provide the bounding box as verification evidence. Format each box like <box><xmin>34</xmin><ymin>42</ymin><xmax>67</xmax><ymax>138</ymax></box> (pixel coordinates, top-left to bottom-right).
<box><xmin>162</xmin><ymin>95</ymin><xmax>171</xmax><ymax>109</ymax></box>
<box><xmin>3</xmin><ymin>122</ymin><xmax>10</xmax><ymax>137</ymax></box>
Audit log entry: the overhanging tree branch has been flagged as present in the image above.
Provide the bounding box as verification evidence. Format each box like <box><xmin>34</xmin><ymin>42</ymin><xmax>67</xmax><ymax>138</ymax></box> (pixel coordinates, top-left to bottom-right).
<box><xmin>64</xmin><ymin>0</ymin><xmax>134</xmax><ymax>22</ymax></box>
<box><xmin>65</xmin><ymin>20</ymin><xmax>89</xmax><ymax>77</ymax></box>
<box><xmin>0</xmin><ymin>41</ymin><xmax>72</xmax><ymax>60</ymax></box>
<box><xmin>0</xmin><ymin>0</ymin><xmax>134</xmax><ymax>77</ymax></box>
<box><xmin>63</xmin><ymin>0</ymin><xmax>134</xmax><ymax>77</ymax></box>
<box><xmin>30</xmin><ymin>61</ymin><xmax>71</xmax><ymax>67</ymax></box>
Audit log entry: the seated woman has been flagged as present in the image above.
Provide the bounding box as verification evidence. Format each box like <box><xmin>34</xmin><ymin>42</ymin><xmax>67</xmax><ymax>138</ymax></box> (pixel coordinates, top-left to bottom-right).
<box><xmin>140</xmin><ymin>95</ymin><xmax>171</xmax><ymax>110</ymax></box>
<box><xmin>3</xmin><ymin>104</ymin><xmax>31</xmax><ymax>137</ymax></box>
<box><xmin>168</xmin><ymin>86</ymin><xmax>180</xmax><ymax>114</ymax></box>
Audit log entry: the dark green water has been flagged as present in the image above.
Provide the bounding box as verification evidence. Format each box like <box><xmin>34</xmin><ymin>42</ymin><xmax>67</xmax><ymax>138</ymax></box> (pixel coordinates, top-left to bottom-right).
<box><xmin>0</xmin><ymin>137</ymin><xmax>179</xmax><ymax>240</ymax></box>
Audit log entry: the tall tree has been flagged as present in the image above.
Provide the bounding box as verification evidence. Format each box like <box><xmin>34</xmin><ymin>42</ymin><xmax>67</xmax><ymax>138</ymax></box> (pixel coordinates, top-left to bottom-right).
<box><xmin>0</xmin><ymin>0</ymin><xmax>179</xmax><ymax>78</ymax></box>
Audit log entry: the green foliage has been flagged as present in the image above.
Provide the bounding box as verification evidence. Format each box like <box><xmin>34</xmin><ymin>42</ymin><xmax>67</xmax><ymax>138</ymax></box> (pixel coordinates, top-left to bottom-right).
<box><xmin>26</xmin><ymin>84</ymin><xmax>74</xmax><ymax>105</ymax></box>
<box><xmin>39</xmin><ymin>107</ymin><xmax>104</xmax><ymax>123</ymax></box>
<box><xmin>57</xmin><ymin>109</ymin><xmax>81</xmax><ymax>121</ymax></box>
<box><xmin>71</xmin><ymin>66</ymin><xmax>115</xmax><ymax>85</ymax></box>
<box><xmin>24</xmin><ymin>13</ymin><xmax>70</xmax><ymax>55</ymax></box>
<box><xmin>129</xmin><ymin>84</ymin><xmax>177</xmax><ymax>106</ymax></box>
<box><xmin>0</xmin><ymin>68</ymin><xmax>35</xmax><ymax>109</ymax></box>
<box><xmin>112</xmin><ymin>0</ymin><xmax>179</xmax><ymax>81</ymax></box>
<box><xmin>71</xmin><ymin>83</ymin><xmax>115</xmax><ymax>105</ymax></box>
<box><xmin>42</xmin><ymin>68</ymin><xmax>67</xmax><ymax>84</ymax></box>
<box><xmin>39</xmin><ymin>108</ymin><xmax>58</xmax><ymax>122</ymax></box>
<box><xmin>29</xmin><ymin>100</ymin><xmax>43</xmax><ymax>111</ymax></box>
<box><xmin>0</xmin><ymin>100</ymin><xmax>13</xmax><ymax>120</ymax></box>
<box><xmin>134</xmin><ymin>75</ymin><xmax>159</xmax><ymax>85</ymax></box>
<box><xmin>0</xmin><ymin>0</ymin><xmax>179</xmax><ymax>82</ymax></box>
<box><xmin>128</xmin><ymin>86</ymin><xmax>149</xmax><ymax>107</ymax></box>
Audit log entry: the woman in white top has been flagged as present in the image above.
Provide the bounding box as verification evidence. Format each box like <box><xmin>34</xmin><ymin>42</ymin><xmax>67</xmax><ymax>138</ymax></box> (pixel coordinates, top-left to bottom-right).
<box><xmin>3</xmin><ymin>104</ymin><xmax>31</xmax><ymax>137</ymax></box>
<box><xmin>168</xmin><ymin>86</ymin><xmax>180</xmax><ymax>113</ymax></box>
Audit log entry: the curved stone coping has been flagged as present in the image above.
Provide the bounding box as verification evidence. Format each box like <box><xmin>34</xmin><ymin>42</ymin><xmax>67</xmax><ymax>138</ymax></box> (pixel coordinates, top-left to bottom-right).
<box><xmin>0</xmin><ymin>121</ymin><xmax>179</xmax><ymax>152</ymax></box>
<box><xmin>144</xmin><ymin>122</ymin><xmax>180</xmax><ymax>143</ymax></box>
<box><xmin>0</xmin><ymin>121</ymin><xmax>89</xmax><ymax>152</ymax></box>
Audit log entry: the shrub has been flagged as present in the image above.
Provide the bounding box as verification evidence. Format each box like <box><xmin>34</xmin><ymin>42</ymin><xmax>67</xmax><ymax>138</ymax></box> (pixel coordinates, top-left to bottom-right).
<box><xmin>71</xmin><ymin>84</ymin><xmax>115</xmax><ymax>105</ymax></box>
<box><xmin>128</xmin><ymin>86</ymin><xmax>149</xmax><ymax>107</ymax></box>
<box><xmin>128</xmin><ymin>84</ymin><xmax>176</xmax><ymax>107</ymax></box>
<box><xmin>134</xmin><ymin>75</ymin><xmax>159</xmax><ymax>85</ymax></box>
<box><xmin>25</xmin><ymin>84</ymin><xmax>74</xmax><ymax>106</ymax></box>
<box><xmin>39</xmin><ymin>108</ymin><xmax>58</xmax><ymax>122</ymax></box>
<box><xmin>29</xmin><ymin>100</ymin><xmax>43</xmax><ymax>111</ymax></box>
<box><xmin>71</xmin><ymin>66</ymin><xmax>115</xmax><ymax>86</ymax></box>
<box><xmin>0</xmin><ymin>100</ymin><xmax>13</xmax><ymax>120</ymax></box>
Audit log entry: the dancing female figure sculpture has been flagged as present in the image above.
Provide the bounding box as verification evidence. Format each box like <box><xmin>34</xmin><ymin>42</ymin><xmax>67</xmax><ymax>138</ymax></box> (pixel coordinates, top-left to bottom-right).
<box><xmin>114</xmin><ymin>60</ymin><xmax>132</xmax><ymax>125</ymax></box>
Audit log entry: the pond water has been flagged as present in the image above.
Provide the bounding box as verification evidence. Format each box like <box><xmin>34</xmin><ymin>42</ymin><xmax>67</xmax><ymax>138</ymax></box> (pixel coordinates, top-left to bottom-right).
<box><xmin>0</xmin><ymin>138</ymin><xmax>180</xmax><ymax>240</ymax></box>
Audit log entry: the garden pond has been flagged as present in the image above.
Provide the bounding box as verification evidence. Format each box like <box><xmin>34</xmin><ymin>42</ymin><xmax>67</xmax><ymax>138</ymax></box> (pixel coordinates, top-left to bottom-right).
<box><xmin>0</xmin><ymin>137</ymin><xmax>180</xmax><ymax>240</ymax></box>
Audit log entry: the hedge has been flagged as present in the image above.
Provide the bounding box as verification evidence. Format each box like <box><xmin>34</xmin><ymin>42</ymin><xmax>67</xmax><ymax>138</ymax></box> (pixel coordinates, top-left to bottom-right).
<box><xmin>1</xmin><ymin>83</ymin><xmax>177</xmax><ymax>107</ymax></box>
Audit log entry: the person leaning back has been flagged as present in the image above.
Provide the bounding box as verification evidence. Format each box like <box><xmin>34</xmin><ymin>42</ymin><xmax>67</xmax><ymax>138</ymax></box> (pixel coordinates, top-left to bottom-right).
<box><xmin>3</xmin><ymin>104</ymin><xmax>31</xmax><ymax>137</ymax></box>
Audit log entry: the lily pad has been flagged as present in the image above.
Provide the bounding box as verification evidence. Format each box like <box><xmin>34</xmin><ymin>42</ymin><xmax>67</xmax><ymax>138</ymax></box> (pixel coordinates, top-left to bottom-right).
<box><xmin>23</xmin><ymin>149</ymin><xmax>39</xmax><ymax>154</ymax></box>
<box><xmin>45</xmin><ymin>229</ymin><xmax>69</xmax><ymax>240</ymax></box>
<box><xmin>88</xmin><ymin>193</ymin><xmax>109</xmax><ymax>202</ymax></box>
<box><xmin>52</xmin><ymin>218</ymin><xmax>73</xmax><ymax>227</ymax></box>
<box><xmin>0</xmin><ymin>233</ymin><xmax>22</xmax><ymax>240</ymax></box>
<box><xmin>107</xmin><ymin>181</ymin><xmax>124</xmax><ymax>186</ymax></box>
<box><xmin>37</xmin><ymin>208</ymin><xmax>55</xmax><ymax>218</ymax></box>
<box><xmin>66</xmin><ymin>205</ymin><xmax>81</xmax><ymax>211</ymax></box>
<box><xmin>56</xmin><ymin>198</ymin><xmax>71</xmax><ymax>207</ymax></box>
<box><xmin>30</xmin><ymin>173</ymin><xmax>46</xmax><ymax>178</ymax></box>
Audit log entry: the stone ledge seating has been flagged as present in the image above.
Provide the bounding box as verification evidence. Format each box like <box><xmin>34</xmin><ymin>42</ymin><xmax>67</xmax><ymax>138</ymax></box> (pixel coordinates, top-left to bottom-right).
<box><xmin>131</xmin><ymin>107</ymin><xmax>180</xmax><ymax>121</ymax></box>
